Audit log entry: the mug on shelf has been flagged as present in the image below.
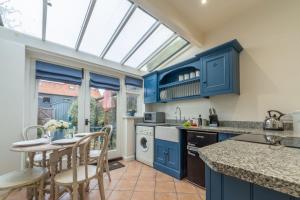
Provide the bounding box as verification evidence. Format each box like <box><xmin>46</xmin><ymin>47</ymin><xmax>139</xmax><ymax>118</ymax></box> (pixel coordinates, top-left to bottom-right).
<box><xmin>184</xmin><ymin>73</ymin><xmax>190</xmax><ymax>80</ymax></box>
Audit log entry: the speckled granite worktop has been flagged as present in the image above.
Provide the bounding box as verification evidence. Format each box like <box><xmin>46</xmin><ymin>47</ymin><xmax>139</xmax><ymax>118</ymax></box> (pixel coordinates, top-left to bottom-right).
<box><xmin>198</xmin><ymin>140</ymin><xmax>300</xmax><ymax>197</ymax></box>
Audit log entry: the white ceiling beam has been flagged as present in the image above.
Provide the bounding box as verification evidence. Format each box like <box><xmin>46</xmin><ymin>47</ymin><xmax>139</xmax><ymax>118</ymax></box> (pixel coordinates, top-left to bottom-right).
<box><xmin>42</xmin><ymin>0</ymin><xmax>47</xmax><ymax>41</ymax></box>
<box><xmin>99</xmin><ymin>4</ymin><xmax>136</xmax><ymax>58</ymax></box>
<box><xmin>120</xmin><ymin>21</ymin><xmax>160</xmax><ymax>65</ymax></box>
<box><xmin>75</xmin><ymin>0</ymin><xmax>96</xmax><ymax>51</ymax></box>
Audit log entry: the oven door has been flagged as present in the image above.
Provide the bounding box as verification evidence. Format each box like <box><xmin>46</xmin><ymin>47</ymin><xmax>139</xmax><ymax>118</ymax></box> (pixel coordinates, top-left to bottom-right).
<box><xmin>144</xmin><ymin>113</ymin><xmax>154</xmax><ymax>122</ymax></box>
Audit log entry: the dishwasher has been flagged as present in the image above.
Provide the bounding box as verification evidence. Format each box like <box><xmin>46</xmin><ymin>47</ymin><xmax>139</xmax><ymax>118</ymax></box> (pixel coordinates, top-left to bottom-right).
<box><xmin>186</xmin><ymin>130</ymin><xmax>218</xmax><ymax>187</ymax></box>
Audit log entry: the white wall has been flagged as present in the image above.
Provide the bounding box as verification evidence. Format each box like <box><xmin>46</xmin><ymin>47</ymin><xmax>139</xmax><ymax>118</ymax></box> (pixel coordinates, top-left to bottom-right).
<box><xmin>149</xmin><ymin>0</ymin><xmax>300</xmax><ymax>122</ymax></box>
<box><xmin>0</xmin><ymin>39</ymin><xmax>25</xmax><ymax>174</ymax></box>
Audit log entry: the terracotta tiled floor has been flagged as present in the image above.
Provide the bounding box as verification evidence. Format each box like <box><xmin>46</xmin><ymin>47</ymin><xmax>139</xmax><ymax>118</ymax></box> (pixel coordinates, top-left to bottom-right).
<box><xmin>6</xmin><ymin>160</ymin><xmax>206</xmax><ymax>200</ymax></box>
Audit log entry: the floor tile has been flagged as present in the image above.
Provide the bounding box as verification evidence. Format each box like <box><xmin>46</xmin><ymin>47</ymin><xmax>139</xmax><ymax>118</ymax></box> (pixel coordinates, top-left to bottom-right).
<box><xmin>155</xmin><ymin>192</ymin><xmax>177</xmax><ymax>200</ymax></box>
<box><xmin>197</xmin><ymin>187</ymin><xmax>206</xmax><ymax>200</ymax></box>
<box><xmin>108</xmin><ymin>190</ymin><xmax>132</xmax><ymax>200</ymax></box>
<box><xmin>115</xmin><ymin>180</ymin><xmax>136</xmax><ymax>191</ymax></box>
<box><xmin>155</xmin><ymin>181</ymin><xmax>176</xmax><ymax>193</ymax></box>
<box><xmin>156</xmin><ymin>172</ymin><xmax>174</xmax><ymax>182</ymax></box>
<box><xmin>135</xmin><ymin>180</ymin><xmax>155</xmax><ymax>192</ymax></box>
<box><xmin>175</xmin><ymin>182</ymin><xmax>197</xmax><ymax>194</ymax></box>
<box><xmin>177</xmin><ymin>193</ymin><xmax>199</xmax><ymax>200</ymax></box>
<box><xmin>131</xmin><ymin>191</ymin><xmax>154</xmax><ymax>200</ymax></box>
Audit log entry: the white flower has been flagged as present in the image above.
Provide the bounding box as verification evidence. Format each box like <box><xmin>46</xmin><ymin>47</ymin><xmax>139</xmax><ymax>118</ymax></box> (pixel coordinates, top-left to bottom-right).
<box><xmin>44</xmin><ymin>119</ymin><xmax>70</xmax><ymax>131</ymax></box>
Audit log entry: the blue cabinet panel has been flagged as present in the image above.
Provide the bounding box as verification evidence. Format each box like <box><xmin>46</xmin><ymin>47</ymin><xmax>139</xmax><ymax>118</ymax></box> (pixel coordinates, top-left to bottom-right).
<box><xmin>206</xmin><ymin>165</ymin><xmax>298</xmax><ymax>200</ymax></box>
<box><xmin>144</xmin><ymin>72</ymin><xmax>158</xmax><ymax>103</ymax></box>
<box><xmin>154</xmin><ymin>139</ymin><xmax>182</xmax><ymax>179</ymax></box>
<box><xmin>223</xmin><ymin>175</ymin><xmax>251</xmax><ymax>200</ymax></box>
<box><xmin>253</xmin><ymin>185</ymin><xmax>291</xmax><ymax>200</ymax></box>
<box><xmin>166</xmin><ymin>141</ymin><xmax>179</xmax><ymax>170</ymax></box>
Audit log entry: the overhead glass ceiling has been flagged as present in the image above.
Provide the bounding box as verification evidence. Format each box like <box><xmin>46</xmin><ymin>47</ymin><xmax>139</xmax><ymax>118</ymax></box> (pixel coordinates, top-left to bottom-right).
<box><xmin>0</xmin><ymin>0</ymin><xmax>190</xmax><ymax>72</ymax></box>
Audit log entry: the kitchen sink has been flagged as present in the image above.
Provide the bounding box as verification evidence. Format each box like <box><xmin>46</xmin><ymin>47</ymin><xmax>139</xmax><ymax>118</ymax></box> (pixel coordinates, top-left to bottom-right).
<box><xmin>155</xmin><ymin>126</ymin><xmax>180</xmax><ymax>142</ymax></box>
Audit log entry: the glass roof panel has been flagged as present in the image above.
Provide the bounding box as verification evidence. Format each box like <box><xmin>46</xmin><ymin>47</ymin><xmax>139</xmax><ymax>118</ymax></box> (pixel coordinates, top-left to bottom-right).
<box><xmin>0</xmin><ymin>0</ymin><xmax>42</xmax><ymax>38</ymax></box>
<box><xmin>104</xmin><ymin>8</ymin><xmax>157</xmax><ymax>63</ymax></box>
<box><xmin>46</xmin><ymin>0</ymin><xmax>90</xmax><ymax>48</ymax></box>
<box><xmin>124</xmin><ymin>24</ymin><xmax>174</xmax><ymax>68</ymax></box>
<box><xmin>125</xmin><ymin>25</ymin><xmax>174</xmax><ymax>68</ymax></box>
<box><xmin>144</xmin><ymin>37</ymin><xmax>188</xmax><ymax>71</ymax></box>
<box><xmin>79</xmin><ymin>0</ymin><xmax>132</xmax><ymax>56</ymax></box>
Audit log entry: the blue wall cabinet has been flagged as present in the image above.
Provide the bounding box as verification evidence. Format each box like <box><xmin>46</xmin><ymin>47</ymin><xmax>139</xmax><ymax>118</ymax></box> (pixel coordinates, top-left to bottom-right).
<box><xmin>154</xmin><ymin>139</ymin><xmax>183</xmax><ymax>179</ymax></box>
<box><xmin>200</xmin><ymin>46</ymin><xmax>241</xmax><ymax>96</ymax></box>
<box><xmin>143</xmin><ymin>72</ymin><xmax>158</xmax><ymax>103</ymax></box>
<box><xmin>143</xmin><ymin>39</ymin><xmax>243</xmax><ymax>102</ymax></box>
<box><xmin>205</xmin><ymin>165</ymin><xmax>299</xmax><ymax>200</ymax></box>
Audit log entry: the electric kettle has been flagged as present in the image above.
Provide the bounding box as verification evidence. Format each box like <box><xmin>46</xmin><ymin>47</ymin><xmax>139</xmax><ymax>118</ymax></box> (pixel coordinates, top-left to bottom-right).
<box><xmin>263</xmin><ymin>110</ymin><xmax>285</xmax><ymax>131</ymax></box>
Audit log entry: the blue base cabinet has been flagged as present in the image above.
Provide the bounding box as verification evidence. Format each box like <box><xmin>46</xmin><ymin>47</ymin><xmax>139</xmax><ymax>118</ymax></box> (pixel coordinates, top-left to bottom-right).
<box><xmin>154</xmin><ymin>138</ymin><xmax>185</xmax><ymax>179</ymax></box>
<box><xmin>205</xmin><ymin>165</ymin><xmax>299</xmax><ymax>200</ymax></box>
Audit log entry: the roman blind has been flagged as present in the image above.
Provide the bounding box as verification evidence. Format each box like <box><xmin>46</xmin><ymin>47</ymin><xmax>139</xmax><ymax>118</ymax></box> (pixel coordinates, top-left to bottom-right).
<box><xmin>90</xmin><ymin>73</ymin><xmax>120</xmax><ymax>91</ymax></box>
<box><xmin>36</xmin><ymin>61</ymin><xmax>83</xmax><ymax>85</ymax></box>
<box><xmin>125</xmin><ymin>76</ymin><xmax>143</xmax><ymax>88</ymax></box>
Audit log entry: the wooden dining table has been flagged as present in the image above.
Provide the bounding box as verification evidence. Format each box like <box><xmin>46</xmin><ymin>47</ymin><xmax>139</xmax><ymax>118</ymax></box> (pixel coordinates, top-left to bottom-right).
<box><xmin>10</xmin><ymin>133</ymin><xmax>92</xmax><ymax>200</ymax></box>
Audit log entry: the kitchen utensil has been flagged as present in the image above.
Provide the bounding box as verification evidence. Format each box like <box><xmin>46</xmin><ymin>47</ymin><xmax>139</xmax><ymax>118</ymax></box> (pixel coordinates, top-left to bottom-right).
<box><xmin>263</xmin><ymin>110</ymin><xmax>284</xmax><ymax>131</ymax></box>
<box><xmin>289</xmin><ymin>111</ymin><xmax>300</xmax><ymax>134</ymax></box>
<box><xmin>184</xmin><ymin>73</ymin><xmax>190</xmax><ymax>80</ymax></box>
<box><xmin>179</xmin><ymin>75</ymin><xmax>184</xmax><ymax>81</ymax></box>
<box><xmin>190</xmin><ymin>72</ymin><xmax>196</xmax><ymax>79</ymax></box>
<box><xmin>209</xmin><ymin>107</ymin><xmax>220</xmax><ymax>127</ymax></box>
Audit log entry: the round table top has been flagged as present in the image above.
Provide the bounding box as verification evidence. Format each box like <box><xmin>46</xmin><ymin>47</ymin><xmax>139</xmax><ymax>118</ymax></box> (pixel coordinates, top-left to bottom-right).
<box><xmin>10</xmin><ymin>143</ymin><xmax>74</xmax><ymax>153</ymax></box>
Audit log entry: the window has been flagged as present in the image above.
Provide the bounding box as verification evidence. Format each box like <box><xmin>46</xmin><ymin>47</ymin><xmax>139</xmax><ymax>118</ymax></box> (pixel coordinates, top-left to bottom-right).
<box><xmin>37</xmin><ymin>80</ymin><xmax>79</xmax><ymax>131</ymax></box>
<box><xmin>90</xmin><ymin>88</ymin><xmax>117</xmax><ymax>150</ymax></box>
<box><xmin>0</xmin><ymin>0</ymin><xmax>42</xmax><ymax>38</ymax></box>
<box><xmin>46</xmin><ymin>0</ymin><xmax>90</xmax><ymax>47</ymax></box>
<box><xmin>104</xmin><ymin>8</ymin><xmax>157</xmax><ymax>63</ymax></box>
<box><xmin>143</xmin><ymin>37</ymin><xmax>189</xmax><ymax>71</ymax></box>
<box><xmin>79</xmin><ymin>0</ymin><xmax>132</xmax><ymax>56</ymax></box>
<box><xmin>126</xmin><ymin>85</ymin><xmax>142</xmax><ymax>116</ymax></box>
<box><xmin>124</xmin><ymin>25</ymin><xmax>174</xmax><ymax>68</ymax></box>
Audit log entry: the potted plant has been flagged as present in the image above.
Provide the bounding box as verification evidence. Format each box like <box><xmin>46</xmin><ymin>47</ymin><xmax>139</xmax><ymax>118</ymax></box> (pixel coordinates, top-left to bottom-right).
<box><xmin>44</xmin><ymin>119</ymin><xmax>70</xmax><ymax>141</ymax></box>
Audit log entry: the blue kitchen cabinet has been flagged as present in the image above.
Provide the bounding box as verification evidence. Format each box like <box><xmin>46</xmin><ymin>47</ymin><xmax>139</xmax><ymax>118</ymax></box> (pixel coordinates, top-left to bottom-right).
<box><xmin>154</xmin><ymin>139</ymin><xmax>182</xmax><ymax>179</ymax></box>
<box><xmin>205</xmin><ymin>165</ymin><xmax>299</xmax><ymax>200</ymax></box>
<box><xmin>199</xmin><ymin>40</ymin><xmax>242</xmax><ymax>96</ymax></box>
<box><xmin>143</xmin><ymin>72</ymin><xmax>158</xmax><ymax>103</ymax></box>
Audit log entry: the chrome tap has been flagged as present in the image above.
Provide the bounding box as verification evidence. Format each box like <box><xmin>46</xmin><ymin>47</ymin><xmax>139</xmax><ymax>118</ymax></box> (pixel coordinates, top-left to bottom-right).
<box><xmin>175</xmin><ymin>106</ymin><xmax>182</xmax><ymax>123</ymax></box>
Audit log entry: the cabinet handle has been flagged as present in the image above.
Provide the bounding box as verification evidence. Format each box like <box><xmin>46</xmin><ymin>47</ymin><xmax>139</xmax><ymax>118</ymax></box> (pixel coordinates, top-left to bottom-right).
<box><xmin>196</xmin><ymin>135</ymin><xmax>205</xmax><ymax>139</ymax></box>
<box><xmin>188</xmin><ymin>151</ymin><xmax>196</xmax><ymax>157</ymax></box>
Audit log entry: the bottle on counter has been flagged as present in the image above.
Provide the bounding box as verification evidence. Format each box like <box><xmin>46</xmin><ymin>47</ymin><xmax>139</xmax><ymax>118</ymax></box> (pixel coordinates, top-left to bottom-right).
<box><xmin>198</xmin><ymin>115</ymin><xmax>202</xmax><ymax>127</ymax></box>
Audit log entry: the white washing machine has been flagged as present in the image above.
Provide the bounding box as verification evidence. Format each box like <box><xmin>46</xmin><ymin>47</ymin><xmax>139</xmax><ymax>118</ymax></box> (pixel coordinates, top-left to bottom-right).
<box><xmin>136</xmin><ymin>126</ymin><xmax>154</xmax><ymax>166</ymax></box>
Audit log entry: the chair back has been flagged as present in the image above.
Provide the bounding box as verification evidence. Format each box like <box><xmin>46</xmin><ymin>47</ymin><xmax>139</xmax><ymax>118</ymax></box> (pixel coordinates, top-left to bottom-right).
<box><xmin>71</xmin><ymin>132</ymin><xmax>109</xmax><ymax>187</ymax></box>
<box><xmin>23</xmin><ymin>125</ymin><xmax>45</xmax><ymax>140</ymax></box>
<box><xmin>100</xmin><ymin>125</ymin><xmax>113</xmax><ymax>148</ymax></box>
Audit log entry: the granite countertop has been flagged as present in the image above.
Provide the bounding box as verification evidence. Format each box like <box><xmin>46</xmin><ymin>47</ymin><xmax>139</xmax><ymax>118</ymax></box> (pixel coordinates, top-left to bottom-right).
<box><xmin>198</xmin><ymin>140</ymin><xmax>300</xmax><ymax>197</ymax></box>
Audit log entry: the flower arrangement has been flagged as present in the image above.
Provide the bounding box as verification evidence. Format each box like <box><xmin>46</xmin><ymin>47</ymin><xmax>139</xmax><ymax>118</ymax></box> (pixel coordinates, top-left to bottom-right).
<box><xmin>44</xmin><ymin>119</ymin><xmax>70</xmax><ymax>132</ymax></box>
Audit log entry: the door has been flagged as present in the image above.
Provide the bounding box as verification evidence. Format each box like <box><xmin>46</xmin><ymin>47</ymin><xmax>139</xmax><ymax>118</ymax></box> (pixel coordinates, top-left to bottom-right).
<box><xmin>144</xmin><ymin>73</ymin><xmax>158</xmax><ymax>103</ymax></box>
<box><xmin>154</xmin><ymin>139</ymin><xmax>166</xmax><ymax>164</ymax></box>
<box><xmin>165</xmin><ymin>141</ymin><xmax>179</xmax><ymax>170</ymax></box>
<box><xmin>201</xmin><ymin>50</ymin><xmax>230</xmax><ymax>96</ymax></box>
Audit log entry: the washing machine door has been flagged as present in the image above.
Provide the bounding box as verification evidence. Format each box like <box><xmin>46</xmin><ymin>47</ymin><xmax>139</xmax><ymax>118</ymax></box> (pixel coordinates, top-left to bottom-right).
<box><xmin>139</xmin><ymin>136</ymin><xmax>149</xmax><ymax>152</ymax></box>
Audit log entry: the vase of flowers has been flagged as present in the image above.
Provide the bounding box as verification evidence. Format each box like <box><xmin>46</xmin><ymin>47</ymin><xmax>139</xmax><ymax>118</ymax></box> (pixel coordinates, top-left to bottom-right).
<box><xmin>44</xmin><ymin>119</ymin><xmax>70</xmax><ymax>141</ymax></box>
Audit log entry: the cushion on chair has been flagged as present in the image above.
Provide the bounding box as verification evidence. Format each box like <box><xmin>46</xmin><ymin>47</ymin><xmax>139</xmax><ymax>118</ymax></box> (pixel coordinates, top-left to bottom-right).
<box><xmin>54</xmin><ymin>165</ymin><xmax>98</xmax><ymax>185</ymax></box>
<box><xmin>89</xmin><ymin>149</ymin><xmax>102</xmax><ymax>159</ymax></box>
<box><xmin>0</xmin><ymin>167</ymin><xmax>48</xmax><ymax>190</ymax></box>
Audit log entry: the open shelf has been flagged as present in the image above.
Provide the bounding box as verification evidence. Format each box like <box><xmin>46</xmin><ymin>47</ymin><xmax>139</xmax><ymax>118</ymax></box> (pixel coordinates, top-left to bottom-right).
<box><xmin>159</xmin><ymin>77</ymin><xmax>200</xmax><ymax>89</ymax></box>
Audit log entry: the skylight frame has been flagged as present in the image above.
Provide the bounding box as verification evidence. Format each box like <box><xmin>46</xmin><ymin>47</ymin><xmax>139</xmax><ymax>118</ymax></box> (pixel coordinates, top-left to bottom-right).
<box><xmin>99</xmin><ymin>4</ymin><xmax>136</xmax><ymax>58</ymax></box>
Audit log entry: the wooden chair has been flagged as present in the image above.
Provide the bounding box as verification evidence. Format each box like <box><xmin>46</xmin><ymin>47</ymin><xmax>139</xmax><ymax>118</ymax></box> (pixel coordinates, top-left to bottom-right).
<box><xmin>89</xmin><ymin>125</ymin><xmax>113</xmax><ymax>181</ymax></box>
<box><xmin>54</xmin><ymin>132</ymin><xmax>109</xmax><ymax>200</ymax></box>
<box><xmin>23</xmin><ymin>125</ymin><xmax>51</xmax><ymax>167</ymax></box>
<box><xmin>0</xmin><ymin>167</ymin><xmax>48</xmax><ymax>200</ymax></box>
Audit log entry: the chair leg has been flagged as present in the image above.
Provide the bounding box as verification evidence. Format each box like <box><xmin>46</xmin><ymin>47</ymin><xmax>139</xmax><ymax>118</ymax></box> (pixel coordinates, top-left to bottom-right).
<box><xmin>38</xmin><ymin>178</ymin><xmax>44</xmax><ymax>200</ymax></box>
<box><xmin>54</xmin><ymin>185</ymin><xmax>60</xmax><ymax>200</ymax></box>
<box><xmin>97</xmin><ymin>176</ymin><xmax>105</xmax><ymax>200</ymax></box>
<box><xmin>105</xmin><ymin>157</ymin><xmax>111</xmax><ymax>182</ymax></box>
<box><xmin>72</xmin><ymin>184</ymin><xmax>79</xmax><ymax>200</ymax></box>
